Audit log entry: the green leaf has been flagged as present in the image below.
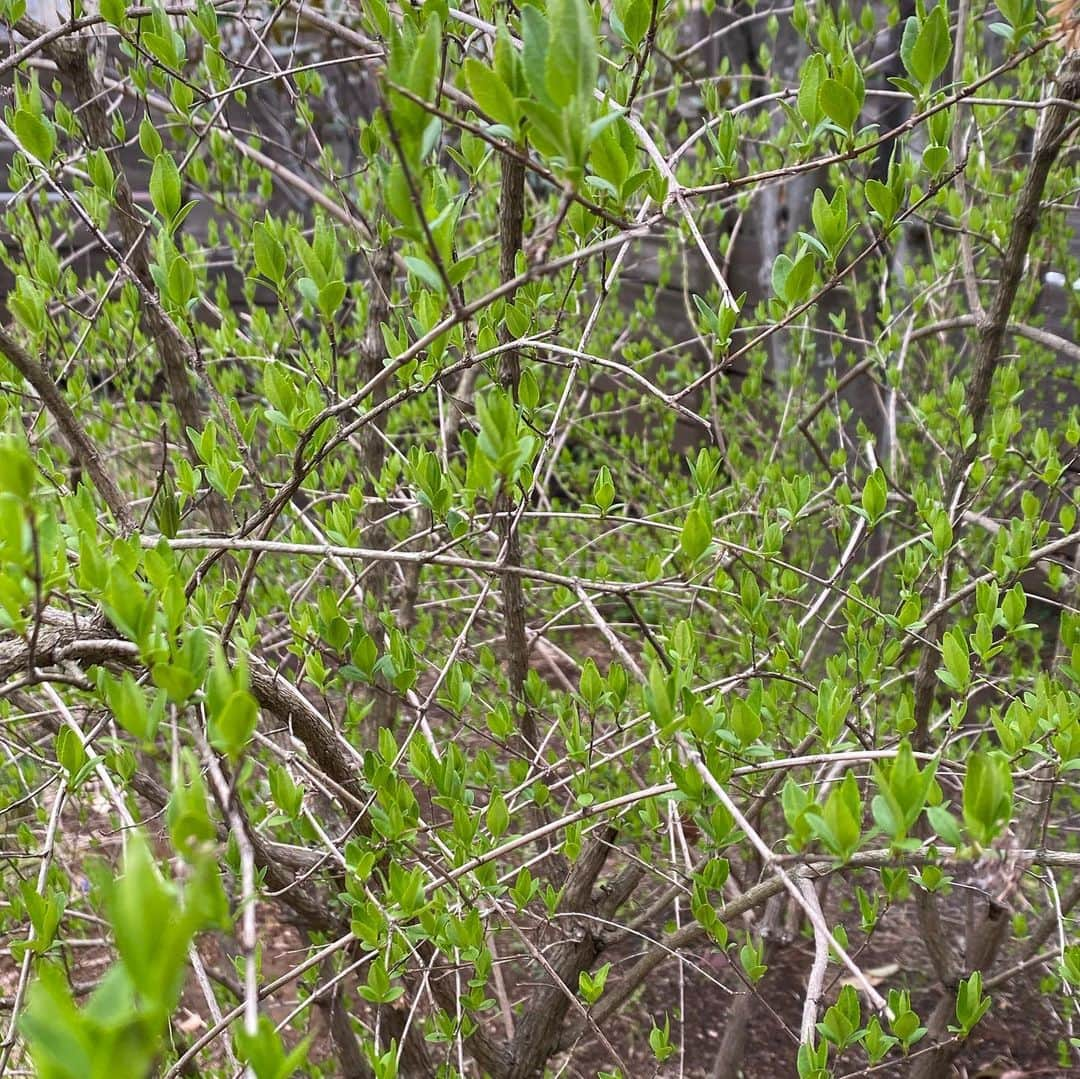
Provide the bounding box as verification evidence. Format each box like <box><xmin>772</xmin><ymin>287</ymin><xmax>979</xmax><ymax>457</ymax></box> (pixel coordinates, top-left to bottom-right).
<box><xmin>1001</xmin><ymin>583</ymin><xmax>1027</xmax><ymax>629</ymax></box>
<box><xmin>87</xmin><ymin>148</ymin><xmax>115</xmax><ymax>197</ymax></box>
<box><xmin>55</xmin><ymin>727</ymin><xmax>87</xmax><ymax>785</ymax></box>
<box><xmin>359</xmin><ymin>958</ymin><xmax>405</xmax><ymax>1004</ymax></box>
<box><xmin>236</xmin><ymin>1017</ymin><xmax>312</xmax><ymax>1079</ymax></box>
<box><xmin>772</xmin><ymin>248</ymin><xmax>815</xmax><ymax>305</ymax></box>
<box><xmin>269</xmin><ymin>764</ymin><xmax>304</xmax><ymax>819</ymax></box>
<box><xmin>814</xmin><ymin>678</ymin><xmax>852</xmax><ymax>745</ymax></box>
<box><xmin>211</xmin><ymin>690</ymin><xmax>257</xmax><ymax>759</ymax></box>
<box><xmin>579</xmin><ymin>657</ymin><xmax>604</xmax><ymax>709</ymax></box>
<box><xmin>518</xmin><ymin>98</ymin><xmax>564</xmax><ymax>159</ymax></box>
<box><xmin>20</xmin><ymin>964</ymin><xmax>96</xmax><ymax>1078</ymax></box>
<box><xmin>922</xmin><ymin>144</ymin><xmax>949</xmax><ymax>175</ymax></box>
<box><xmin>404</xmin><ymin>255</ymin><xmax>445</xmax><ymax>294</ymax></box>
<box><xmin>902</xmin><ymin>6</ymin><xmax>952</xmax><ymax>89</ymax></box>
<box><xmin>797</xmin><ymin>53</ymin><xmax>827</xmax><ymax>127</ymax></box>
<box><xmin>362</xmin><ymin>0</ymin><xmax>391</xmax><ymax>37</ymax></box>
<box><xmin>139</xmin><ymin>116</ymin><xmax>163</xmax><ymax>158</ymax></box>
<box><xmin>648</xmin><ymin>1016</ymin><xmax>675</xmax><ymax>1063</ymax></box>
<box><xmin>952</xmin><ymin>971</ymin><xmax>991</xmax><ymax>1037</ymax></box>
<box><xmin>614</xmin><ymin>0</ymin><xmax>650</xmax><ymax>46</ymax></box>
<box><xmin>318</xmin><ymin>280</ymin><xmax>346</xmax><ymax>320</ymax></box>
<box><xmin>592</xmin><ymin>466</ymin><xmax>615</xmax><ymax>513</ymax></box>
<box><xmin>409</xmin><ymin>16</ymin><xmax>441</xmax><ymax>102</ymax></box>
<box><xmin>926</xmin><ymin>804</ymin><xmax>963</xmax><ymax>846</ymax></box>
<box><xmin>807</xmin><ymin>772</ymin><xmax>862</xmax><ymax>861</ymax></box>
<box><xmin>819</xmin><ymin>78</ymin><xmax>860</xmax><ymax>132</ymax></box>
<box><xmin>167</xmin><ymin>751</ymin><xmax>217</xmax><ymax>859</ymax></box>
<box><xmin>729</xmin><ymin>697</ymin><xmax>762</xmax><ymax>746</ymax></box>
<box><xmin>0</xmin><ymin>436</ymin><xmax>35</xmax><ymax>500</ymax></box>
<box><xmin>739</xmin><ymin>938</ymin><xmax>767</xmax><ymax>981</ymax></box>
<box><xmin>787</xmin><ymin>249</ymin><xmax>815</xmax><ymax>302</ymax></box>
<box><xmin>102</xmin><ymin>671</ymin><xmax>163</xmax><ymax>742</ymax></box>
<box><xmin>464</xmin><ymin>60</ymin><xmax>519</xmax><ymax>131</ymax></box>
<box><xmin>771</xmin><ymin>254</ymin><xmax>794</xmax><ymax>300</ymax></box>
<box><xmin>166</xmin><ymin>252</ymin><xmax>195</xmax><ymax>306</ymax></box>
<box><xmin>578</xmin><ymin>961</ymin><xmax>612</xmax><ymax>1004</ymax></box>
<box><xmin>14</xmin><ymin>109</ymin><xmax>56</xmax><ymax>164</ymax></box>
<box><xmin>930</xmin><ymin>507</ymin><xmax>953</xmax><ymax>555</ymax></box>
<box><xmin>521</xmin><ymin>5</ymin><xmax>553</xmax><ymax>106</ymax></box>
<box><xmin>487</xmin><ymin>790</ymin><xmax>510</xmax><ymax>836</ymax></box>
<box><xmin>100</xmin><ymin>0</ymin><xmax>126</xmax><ymax>26</ymax></box>
<box><xmin>385</xmin><ymin>162</ymin><xmax>419</xmax><ymax>230</ymax></box>
<box><xmin>899</xmin><ymin>16</ymin><xmax>922</xmax><ymax>84</ymax></box>
<box><xmin>206</xmin><ymin>649</ymin><xmax>258</xmax><ymax>761</ymax></box>
<box><xmin>494</xmin><ymin>21</ymin><xmax>524</xmax><ymax>96</ymax></box>
<box><xmin>150</xmin><ymin>153</ymin><xmax>182</xmax><ymax>222</ymax></box>
<box><xmin>962</xmin><ymin>751</ymin><xmax>1013</xmax><ymax>847</ymax></box>
<box><xmin>545</xmin><ymin>0</ymin><xmax>596</xmax><ymax>107</ymax></box>
<box><xmin>9</xmin><ymin>276</ymin><xmax>46</xmax><ymax>335</ymax></box>
<box><xmin>810</xmin><ymin>186</ymin><xmax>848</xmax><ymax>257</ymax></box>
<box><xmin>476</xmin><ymin>389</ymin><xmax>537</xmax><ymax>479</ymax></box>
<box><xmin>680</xmin><ymin>506</ymin><xmax>711</xmax><ymax>562</ymax></box>
<box><xmin>865</xmin><ymin>178</ymin><xmax>898</xmax><ymax>227</ymax></box>
<box><xmin>109</xmin><ymin>833</ymin><xmax>193</xmax><ymax>1012</ymax></box>
<box><xmin>861</xmin><ymin>468</ymin><xmax>888</xmax><ymax>522</ymax></box>
<box><xmin>818</xmin><ymin>984</ymin><xmax>861</xmax><ymax>1049</ymax></box>
<box><xmin>646</xmin><ymin>661</ymin><xmax>674</xmax><ymax>730</ymax></box>
<box><xmin>872</xmin><ymin>740</ymin><xmax>936</xmax><ymax>842</ymax></box>
<box><xmin>252</xmin><ymin>220</ymin><xmax>286</xmax><ymax>285</ymax></box>
<box><xmin>937</xmin><ymin>626</ymin><xmax>971</xmax><ymax>693</ymax></box>
<box><xmin>144</xmin><ymin>30</ymin><xmax>181</xmax><ymax>68</ymax></box>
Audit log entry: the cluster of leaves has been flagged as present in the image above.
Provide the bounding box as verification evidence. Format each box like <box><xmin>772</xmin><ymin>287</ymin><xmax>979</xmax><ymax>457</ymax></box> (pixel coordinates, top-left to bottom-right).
<box><xmin>0</xmin><ymin>0</ymin><xmax>1078</xmax><ymax>1075</ymax></box>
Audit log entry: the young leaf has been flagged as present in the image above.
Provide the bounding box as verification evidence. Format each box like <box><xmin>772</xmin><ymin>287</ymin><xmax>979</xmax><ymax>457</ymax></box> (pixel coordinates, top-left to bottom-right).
<box><xmin>963</xmin><ymin>751</ymin><xmax>1013</xmax><ymax>847</ymax></box>
<box><xmin>150</xmin><ymin>153</ymin><xmax>182</xmax><ymax>222</ymax></box>
<box><xmin>521</xmin><ymin>5</ymin><xmax>554</xmax><ymax>107</ymax></box>
<box><xmin>545</xmin><ymin>0</ymin><xmax>597</xmax><ymax>107</ymax></box>
<box><xmin>819</xmin><ymin>78</ymin><xmax>860</xmax><ymax>132</ymax></box>
<box><xmin>464</xmin><ymin>59</ymin><xmax>519</xmax><ymax>131</ymax></box>
<box><xmin>680</xmin><ymin>506</ymin><xmax>712</xmax><ymax>562</ymax></box>
<box><xmin>14</xmin><ymin>109</ymin><xmax>56</xmax><ymax>164</ymax></box>
<box><xmin>902</xmin><ymin>6</ymin><xmax>952</xmax><ymax>90</ymax></box>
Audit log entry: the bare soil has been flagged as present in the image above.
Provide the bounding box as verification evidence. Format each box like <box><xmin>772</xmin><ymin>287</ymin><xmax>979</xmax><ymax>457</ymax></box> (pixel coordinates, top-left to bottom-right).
<box><xmin>561</xmin><ymin>887</ymin><xmax>1077</xmax><ymax>1079</ymax></box>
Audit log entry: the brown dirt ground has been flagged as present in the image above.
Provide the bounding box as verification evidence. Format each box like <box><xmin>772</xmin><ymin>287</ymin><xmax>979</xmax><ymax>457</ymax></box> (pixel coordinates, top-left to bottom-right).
<box><xmin>558</xmin><ymin>881</ymin><xmax>1079</xmax><ymax>1079</ymax></box>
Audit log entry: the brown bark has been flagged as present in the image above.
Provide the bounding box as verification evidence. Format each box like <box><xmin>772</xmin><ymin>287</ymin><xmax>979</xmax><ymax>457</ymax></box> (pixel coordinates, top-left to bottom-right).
<box><xmin>506</xmin><ymin>829</ymin><xmax>616</xmax><ymax>1078</ymax></box>
<box><xmin>495</xmin><ymin>153</ymin><xmax>539</xmax><ymax>756</ymax></box>
<box><xmin>322</xmin><ymin>980</ymin><xmax>371</xmax><ymax>1079</ymax></box>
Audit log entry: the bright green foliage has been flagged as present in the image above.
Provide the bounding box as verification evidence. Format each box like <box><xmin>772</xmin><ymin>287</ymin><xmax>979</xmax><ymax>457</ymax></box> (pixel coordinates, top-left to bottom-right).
<box><xmin>900</xmin><ymin>4</ymin><xmax>953</xmax><ymax>93</ymax></box>
<box><xmin>962</xmin><ymin>750</ymin><xmax>1014</xmax><ymax>847</ymax></box>
<box><xmin>951</xmin><ymin>971</ymin><xmax>992</xmax><ymax>1038</ymax></box>
<box><xmin>20</xmin><ymin>834</ymin><xmax>225</xmax><ymax>1077</ymax></box>
<box><xmin>806</xmin><ymin>772</ymin><xmax>863</xmax><ymax>861</ymax></box>
<box><xmin>1</xmin><ymin>0</ymin><xmax>1078</xmax><ymax>1074</ymax></box>
<box><xmin>871</xmin><ymin>739</ymin><xmax>937</xmax><ymax>843</ymax></box>
<box><xmin>817</xmin><ymin>984</ymin><xmax>861</xmax><ymax>1050</ymax></box>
